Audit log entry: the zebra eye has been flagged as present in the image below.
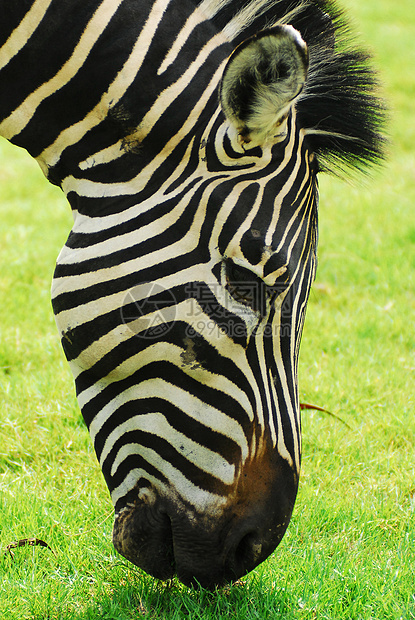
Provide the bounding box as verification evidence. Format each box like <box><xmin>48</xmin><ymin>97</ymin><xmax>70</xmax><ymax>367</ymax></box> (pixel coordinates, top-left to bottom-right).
<box><xmin>225</xmin><ymin>259</ymin><xmax>266</xmax><ymax>313</ymax></box>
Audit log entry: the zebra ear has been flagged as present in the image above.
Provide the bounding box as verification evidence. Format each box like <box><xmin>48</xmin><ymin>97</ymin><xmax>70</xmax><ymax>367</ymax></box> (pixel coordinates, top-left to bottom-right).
<box><xmin>220</xmin><ymin>25</ymin><xmax>308</xmax><ymax>146</ymax></box>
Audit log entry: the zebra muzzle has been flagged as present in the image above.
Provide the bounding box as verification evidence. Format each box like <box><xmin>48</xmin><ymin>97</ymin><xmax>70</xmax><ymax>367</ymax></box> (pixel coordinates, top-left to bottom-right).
<box><xmin>112</xmin><ymin>455</ymin><xmax>297</xmax><ymax>588</ymax></box>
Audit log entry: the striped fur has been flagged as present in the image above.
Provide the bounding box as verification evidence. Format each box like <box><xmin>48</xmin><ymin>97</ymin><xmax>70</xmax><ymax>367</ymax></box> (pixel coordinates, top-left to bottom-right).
<box><xmin>0</xmin><ymin>0</ymin><xmax>384</xmax><ymax>586</ymax></box>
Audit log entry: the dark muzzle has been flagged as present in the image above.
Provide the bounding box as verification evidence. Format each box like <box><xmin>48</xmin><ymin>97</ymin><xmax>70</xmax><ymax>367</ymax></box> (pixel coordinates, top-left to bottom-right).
<box><xmin>112</xmin><ymin>459</ymin><xmax>297</xmax><ymax>588</ymax></box>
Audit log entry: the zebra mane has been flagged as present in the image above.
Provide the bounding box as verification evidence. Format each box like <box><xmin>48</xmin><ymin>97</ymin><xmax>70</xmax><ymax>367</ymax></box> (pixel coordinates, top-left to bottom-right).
<box><xmin>205</xmin><ymin>0</ymin><xmax>386</xmax><ymax>174</ymax></box>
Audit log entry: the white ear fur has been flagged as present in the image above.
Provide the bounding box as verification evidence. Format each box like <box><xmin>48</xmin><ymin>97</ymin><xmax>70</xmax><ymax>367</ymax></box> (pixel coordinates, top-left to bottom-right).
<box><xmin>220</xmin><ymin>25</ymin><xmax>308</xmax><ymax>147</ymax></box>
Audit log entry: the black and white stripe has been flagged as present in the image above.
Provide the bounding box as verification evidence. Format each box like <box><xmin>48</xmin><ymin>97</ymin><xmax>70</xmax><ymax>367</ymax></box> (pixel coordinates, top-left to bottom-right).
<box><xmin>0</xmin><ymin>0</ymin><xmax>384</xmax><ymax>586</ymax></box>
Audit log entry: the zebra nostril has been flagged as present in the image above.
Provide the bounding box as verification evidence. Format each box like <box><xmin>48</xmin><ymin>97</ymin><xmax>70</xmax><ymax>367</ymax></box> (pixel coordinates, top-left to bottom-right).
<box><xmin>113</xmin><ymin>504</ymin><xmax>176</xmax><ymax>581</ymax></box>
<box><xmin>158</xmin><ymin>511</ymin><xmax>175</xmax><ymax>565</ymax></box>
<box><xmin>230</xmin><ymin>530</ymin><xmax>264</xmax><ymax>575</ymax></box>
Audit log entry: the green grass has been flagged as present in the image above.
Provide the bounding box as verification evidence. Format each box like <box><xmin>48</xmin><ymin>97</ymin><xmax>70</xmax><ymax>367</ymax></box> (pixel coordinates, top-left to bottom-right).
<box><xmin>1</xmin><ymin>1</ymin><xmax>415</xmax><ymax>618</ymax></box>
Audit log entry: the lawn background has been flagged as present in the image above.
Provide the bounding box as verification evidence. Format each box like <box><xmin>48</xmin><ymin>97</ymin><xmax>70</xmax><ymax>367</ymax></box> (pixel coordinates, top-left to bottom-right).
<box><xmin>0</xmin><ymin>0</ymin><xmax>414</xmax><ymax>618</ymax></box>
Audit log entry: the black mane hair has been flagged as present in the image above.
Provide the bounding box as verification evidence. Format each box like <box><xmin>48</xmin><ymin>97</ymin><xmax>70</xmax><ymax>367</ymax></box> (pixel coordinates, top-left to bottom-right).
<box><xmin>292</xmin><ymin>0</ymin><xmax>387</xmax><ymax>173</ymax></box>
<box><xmin>210</xmin><ymin>0</ymin><xmax>386</xmax><ymax>174</ymax></box>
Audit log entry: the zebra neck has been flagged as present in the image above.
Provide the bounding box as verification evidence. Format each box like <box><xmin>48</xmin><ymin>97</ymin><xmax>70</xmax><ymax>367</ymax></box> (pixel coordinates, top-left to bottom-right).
<box><xmin>0</xmin><ymin>0</ymin><xmax>233</xmax><ymax>200</ymax></box>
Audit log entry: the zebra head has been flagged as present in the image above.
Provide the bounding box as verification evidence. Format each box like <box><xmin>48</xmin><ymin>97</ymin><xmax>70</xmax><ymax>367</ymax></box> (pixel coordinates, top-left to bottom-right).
<box><xmin>0</xmin><ymin>0</ymin><xmax>384</xmax><ymax>589</ymax></box>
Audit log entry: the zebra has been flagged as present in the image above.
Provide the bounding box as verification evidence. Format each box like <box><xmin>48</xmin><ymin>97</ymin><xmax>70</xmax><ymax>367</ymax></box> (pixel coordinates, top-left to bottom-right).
<box><xmin>0</xmin><ymin>0</ymin><xmax>384</xmax><ymax>588</ymax></box>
